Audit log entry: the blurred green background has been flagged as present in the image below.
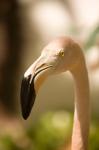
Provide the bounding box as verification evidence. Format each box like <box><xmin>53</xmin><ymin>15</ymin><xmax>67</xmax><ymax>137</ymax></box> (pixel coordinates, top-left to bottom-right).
<box><xmin>0</xmin><ymin>0</ymin><xmax>99</xmax><ymax>150</ymax></box>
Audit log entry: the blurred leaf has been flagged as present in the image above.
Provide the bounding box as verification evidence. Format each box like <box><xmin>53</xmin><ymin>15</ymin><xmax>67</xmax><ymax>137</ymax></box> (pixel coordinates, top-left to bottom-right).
<box><xmin>0</xmin><ymin>135</ymin><xmax>23</xmax><ymax>150</ymax></box>
<box><xmin>84</xmin><ymin>25</ymin><xmax>99</xmax><ymax>50</ymax></box>
<box><xmin>89</xmin><ymin>120</ymin><xmax>99</xmax><ymax>150</ymax></box>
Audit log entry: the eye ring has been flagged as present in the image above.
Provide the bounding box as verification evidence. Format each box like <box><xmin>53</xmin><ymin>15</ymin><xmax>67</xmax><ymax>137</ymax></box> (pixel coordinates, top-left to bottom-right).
<box><xmin>58</xmin><ymin>49</ymin><xmax>64</xmax><ymax>57</ymax></box>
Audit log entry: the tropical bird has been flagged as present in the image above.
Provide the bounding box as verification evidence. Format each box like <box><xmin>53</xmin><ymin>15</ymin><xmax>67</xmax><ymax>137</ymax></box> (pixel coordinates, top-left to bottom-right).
<box><xmin>20</xmin><ymin>37</ymin><xmax>90</xmax><ymax>150</ymax></box>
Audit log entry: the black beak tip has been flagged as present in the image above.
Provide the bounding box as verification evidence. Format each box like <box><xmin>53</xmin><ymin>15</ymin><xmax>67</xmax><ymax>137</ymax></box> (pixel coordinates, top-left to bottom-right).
<box><xmin>20</xmin><ymin>75</ymin><xmax>36</xmax><ymax>120</ymax></box>
<box><xmin>22</xmin><ymin>111</ymin><xmax>29</xmax><ymax>120</ymax></box>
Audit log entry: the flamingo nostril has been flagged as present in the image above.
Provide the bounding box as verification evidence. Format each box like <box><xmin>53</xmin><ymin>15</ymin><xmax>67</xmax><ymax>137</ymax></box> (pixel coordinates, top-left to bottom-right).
<box><xmin>35</xmin><ymin>63</ymin><xmax>46</xmax><ymax>72</ymax></box>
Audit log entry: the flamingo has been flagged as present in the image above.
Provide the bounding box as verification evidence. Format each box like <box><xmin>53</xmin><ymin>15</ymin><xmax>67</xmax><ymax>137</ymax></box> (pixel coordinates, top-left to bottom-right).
<box><xmin>20</xmin><ymin>37</ymin><xmax>90</xmax><ymax>150</ymax></box>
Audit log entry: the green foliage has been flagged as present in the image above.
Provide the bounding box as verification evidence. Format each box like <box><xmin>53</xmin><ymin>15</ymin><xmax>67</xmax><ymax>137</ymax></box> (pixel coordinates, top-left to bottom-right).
<box><xmin>0</xmin><ymin>112</ymin><xmax>99</xmax><ymax>150</ymax></box>
<box><xmin>0</xmin><ymin>135</ymin><xmax>22</xmax><ymax>150</ymax></box>
<box><xmin>27</xmin><ymin>111</ymin><xmax>99</xmax><ymax>150</ymax></box>
<box><xmin>84</xmin><ymin>25</ymin><xmax>99</xmax><ymax>50</ymax></box>
<box><xmin>89</xmin><ymin>121</ymin><xmax>99</xmax><ymax>150</ymax></box>
<box><xmin>27</xmin><ymin>111</ymin><xmax>73</xmax><ymax>150</ymax></box>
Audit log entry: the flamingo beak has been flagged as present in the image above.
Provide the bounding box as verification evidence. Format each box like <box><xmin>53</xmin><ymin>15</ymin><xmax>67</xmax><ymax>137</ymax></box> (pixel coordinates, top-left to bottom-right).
<box><xmin>20</xmin><ymin>62</ymin><xmax>53</xmax><ymax>120</ymax></box>
<box><xmin>20</xmin><ymin>74</ymin><xmax>35</xmax><ymax>120</ymax></box>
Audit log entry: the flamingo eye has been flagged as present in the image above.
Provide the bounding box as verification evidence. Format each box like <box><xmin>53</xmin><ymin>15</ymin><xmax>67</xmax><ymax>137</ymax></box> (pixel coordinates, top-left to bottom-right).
<box><xmin>57</xmin><ymin>49</ymin><xmax>64</xmax><ymax>57</ymax></box>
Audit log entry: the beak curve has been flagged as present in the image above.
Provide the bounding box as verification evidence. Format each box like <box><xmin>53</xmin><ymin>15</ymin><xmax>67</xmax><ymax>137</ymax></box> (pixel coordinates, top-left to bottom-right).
<box><xmin>20</xmin><ymin>63</ymin><xmax>53</xmax><ymax>120</ymax></box>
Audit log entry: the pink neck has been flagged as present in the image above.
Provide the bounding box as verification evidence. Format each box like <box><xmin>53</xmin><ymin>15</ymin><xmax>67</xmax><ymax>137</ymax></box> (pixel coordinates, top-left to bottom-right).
<box><xmin>71</xmin><ymin>61</ymin><xmax>90</xmax><ymax>150</ymax></box>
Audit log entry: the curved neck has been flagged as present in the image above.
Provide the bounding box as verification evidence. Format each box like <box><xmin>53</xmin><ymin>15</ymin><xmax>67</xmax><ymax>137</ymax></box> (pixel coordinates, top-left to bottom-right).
<box><xmin>71</xmin><ymin>60</ymin><xmax>90</xmax><ymax>150</ymax></box>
